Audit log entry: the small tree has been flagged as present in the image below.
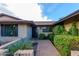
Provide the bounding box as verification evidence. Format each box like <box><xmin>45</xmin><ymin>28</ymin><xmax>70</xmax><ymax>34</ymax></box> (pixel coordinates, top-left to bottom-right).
<box><xmin>68</xmin><ymin>22</ymin><xmax>78</xmax><ymax>36</ymax></box>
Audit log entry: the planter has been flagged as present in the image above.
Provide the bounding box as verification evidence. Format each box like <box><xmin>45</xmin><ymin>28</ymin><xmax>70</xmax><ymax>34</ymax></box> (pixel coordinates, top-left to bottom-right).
<box><xmin>0</xmin><ymin>49</ymin><xmax>8</xmax><ymax>56</ymax></box>
<box><xmin>71</xmin><ymin>50</ymin><xmax>79</xmax><ymax>56</ymax></box>
<box><xmin>14</xmin><ymin>49</ymin><xmax>34</xmax><ymax>56</ymax></box>
<box><xmin>0</xmin><ymin>38</ymin><xmax>37</xmax><ymax>56</ymax></box>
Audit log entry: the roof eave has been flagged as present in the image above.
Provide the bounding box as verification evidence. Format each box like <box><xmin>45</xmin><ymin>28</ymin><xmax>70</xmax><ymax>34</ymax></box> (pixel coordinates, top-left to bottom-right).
<box><xmin>53</xmin><ymin>10</ymin><xmax>79</xmax><ymax>25</ymax></box>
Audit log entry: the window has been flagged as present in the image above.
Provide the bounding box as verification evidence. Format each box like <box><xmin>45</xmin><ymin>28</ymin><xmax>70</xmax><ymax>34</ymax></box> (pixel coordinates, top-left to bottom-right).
<box><xmin>42</xmin><ymin>27</ymin><xmax>49</xmax><ymax>32</ymax></box>
<box><xmin>1</xmin><ymin>24</ymin><xmax>18</xmax><ymax>36</ymax></box>
<box><xmin>42</xmin><ymin>27</ymin><xmax>52</xmax><ymax>32</ymax></box>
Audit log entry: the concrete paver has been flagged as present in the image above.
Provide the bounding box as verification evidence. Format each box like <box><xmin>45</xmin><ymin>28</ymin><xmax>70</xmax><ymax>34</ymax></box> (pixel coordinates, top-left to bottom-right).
<box><xmin>36</xmin><ymin>40</ymin><xmax>60</xmax><ymax>56</ymax></box>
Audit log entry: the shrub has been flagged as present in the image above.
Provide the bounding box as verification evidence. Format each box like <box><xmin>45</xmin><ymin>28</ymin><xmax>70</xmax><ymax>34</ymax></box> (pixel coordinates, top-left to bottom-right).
<box><xmin>52</xmin><ymin>23</ymin><xmax>79</xmax><ymax>55</ymax></box>
<box><xmin>54</xmin><ymin>35</ymin><xmax>72</xmax><ymax>56</ymax></box>
<box><xmin>20</xmin><ymin>41</ymin><xmax>33</xmax><ymax>50</ymax></box>
<box><xmin>39</xmin><ymin>33</ymin><xmax>46</xmax><ymax>39</ymax></box>
<box><xmin>53</xmin><ymin>25</ymin><xmax>68</xmax><ymax>35</ymax></box>
<box><xmin>48</xmin><ymin>27</ymin><xmax>53</xmax><ymax>32</ymax></box>
<box><xmin>47</xmin><ymin>33</ymin><xmax>54</xmax><ymax>42</ymax></box>
<box><xmin>7</xmin><ymin>40</ymin><xmax>33</xmax><ymax>55</ymax></box>
<box><xmin>68</xmin><ymin>22</ymin><xmax>78</xmax><ymax>36</ymax></box>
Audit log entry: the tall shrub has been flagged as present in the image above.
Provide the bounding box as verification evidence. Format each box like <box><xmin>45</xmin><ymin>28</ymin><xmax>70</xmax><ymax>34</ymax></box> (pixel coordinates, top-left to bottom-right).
<box><xmin>68</xmin><ymin>22</ymin><xmax>78</xmax><ymax>36</ymax></box>
<box><xmin>53</xmin><ymin>25</ymin><xmax>67</xmax><ymax>35</ymax></box>
<box><xmin>54</xmin><ymin>35</ymin><xmax>72</xmax><ymax>56</ymax></box>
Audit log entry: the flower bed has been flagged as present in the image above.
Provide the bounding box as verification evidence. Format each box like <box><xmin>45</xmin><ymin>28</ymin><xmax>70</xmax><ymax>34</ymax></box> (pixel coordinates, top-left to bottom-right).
<box><xmin>6</xmin><ymin>39</ymin><xmax>33</xmax><ymax>56</ymax></box>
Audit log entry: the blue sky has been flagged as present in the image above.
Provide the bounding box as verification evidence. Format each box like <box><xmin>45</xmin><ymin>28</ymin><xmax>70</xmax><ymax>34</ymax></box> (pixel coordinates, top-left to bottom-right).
<box><xmin>39</xmin><ymin>3</ymin><xmax>79</xmax><ymax>21</ymax></box>
<box><xmin>2</xmin><ymin>3</ymin><xmax>79</xmax><ymax>21</ymax></box>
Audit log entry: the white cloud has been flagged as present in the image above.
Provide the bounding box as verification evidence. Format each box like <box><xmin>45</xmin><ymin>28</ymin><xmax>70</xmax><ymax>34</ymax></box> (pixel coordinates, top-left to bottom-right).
<box><xmin>2</xmin><ymin>3</ymin><xmax>52</xmax><ymax>21</ymax></box>
<box><xmin>0</xmin><ymin>0</ymin><xmax>79</xmax><ymax>3</ymax></box>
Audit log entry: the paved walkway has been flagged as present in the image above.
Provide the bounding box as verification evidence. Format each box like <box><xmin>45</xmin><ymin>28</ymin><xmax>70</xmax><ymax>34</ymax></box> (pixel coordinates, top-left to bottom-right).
<box><xmin>36</xmin><ymin>40</ymin><xmax>60</xmax><ymax>56</ymax></box>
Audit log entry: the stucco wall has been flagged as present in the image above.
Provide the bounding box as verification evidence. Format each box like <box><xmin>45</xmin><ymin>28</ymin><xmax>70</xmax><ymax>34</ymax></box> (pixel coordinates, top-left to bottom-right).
<box><xmin>18</xmin><ymin>24</ymin><xmax>27</xmax><ymax>38</ymax></box>
<box><xmin>26</xmin><ymin>25</ymin><xmax>32</xmax><ymax>39</ymax></box>
<box><xmin>37</xmin><ymin>27</ymin><xmax>42</xmax><ymax>35</ymax></box>
<box><xmin>77</xmin><ymin>21</ymin><xmax>79</xmax><ymax>30</ymax></box>
<box><xmin>0</xmin><ymin>24</ymin><xmax>32</xmax><ymax>43</ymax></box>
<box><xmin>18</xmin><ymin>24</ymin><xmax>32</xmax><ymax>39</ymax></box>
<box><xmin>64</xmin><ymin>22</ymin><xmax>72</xmax><ymax>31</ymax></box>
<box><xmin>64</xmin><ymin>20</ymin><xmax>79</xmax><ymax>31</ymax></box>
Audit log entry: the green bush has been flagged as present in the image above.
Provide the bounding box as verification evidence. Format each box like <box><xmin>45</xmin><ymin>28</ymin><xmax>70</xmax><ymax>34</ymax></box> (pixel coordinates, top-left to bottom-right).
<box><xmin>48</xmin><ymin>27</ymin><xmax>53</xmax><ymax>32</ymax></box>
<box><xmin>68</xmin><ymin>22</ymin><xmax>78</xmax><ymax>36</ymax></box>
<box><xmin>54</xmin><ymin>35</ymin><xmax>72</xmax><ymax>56</ymax></box>
<box><xmin>7</xmin><ymin>40</ymin><xmax>33</xmax><ymax>55</ymax></box>
<box><xmin>53</xmin><ymin>25</ymin><xmax>68</xmax><ymax>35</ymax></box>
<box><xmin>20</xmin><ymin>41</ymin><xmax>33</xmax><ymax>50</ymax></box>
<box><xmin>52</xmin><ymin>23</ymin><xmax>79</xmax><ymax>56</ymax></box>
<box><xmin>39</xmin><ymin>33</ymin><xmax>46</xmax><ymax>39</ymax></box>
<box><xmin>47</xmin><ymin>33</ymin><xmax>54</xmax><ymax>42</ymax></box>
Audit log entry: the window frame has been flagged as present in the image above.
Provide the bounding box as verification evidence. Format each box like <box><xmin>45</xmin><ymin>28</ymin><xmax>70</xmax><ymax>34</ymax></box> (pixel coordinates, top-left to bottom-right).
<box><xmin>1</xmin><ymin>24</ymin><xmax>18</xmax><ymax>37</ymax></box>
<box><xmin>42</xmin><ymin>27</ymin><xmax>52</xmax><ymax>32</ymax></box>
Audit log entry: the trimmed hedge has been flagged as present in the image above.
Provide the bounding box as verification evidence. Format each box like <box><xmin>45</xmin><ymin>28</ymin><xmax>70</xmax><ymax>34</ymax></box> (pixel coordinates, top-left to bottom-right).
<box><xmin>54</xmin><ymin>35</ymin><xmax>72</xmax><ymax>56</ymax></box>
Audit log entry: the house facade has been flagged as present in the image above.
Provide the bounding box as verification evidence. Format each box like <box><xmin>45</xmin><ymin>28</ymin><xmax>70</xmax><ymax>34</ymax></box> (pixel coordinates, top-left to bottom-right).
<box><xmin>0</xmin><ymin>10</ymin><xmax>79</xmax><ymax>43</ymax></box>
<box><xmin>0</xmin><ymin>13</ymin><xmax>55</xmax><ymax>43</ymax></box>
<box><xmin>0</xmin><ymin>13</ymin><xmax>33</xmax><ymax>43</ymax></box>
<box><xmin>33</xmin><ymin>21</ymin><xmax>55</xmax><ymax>38</ymax></box>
